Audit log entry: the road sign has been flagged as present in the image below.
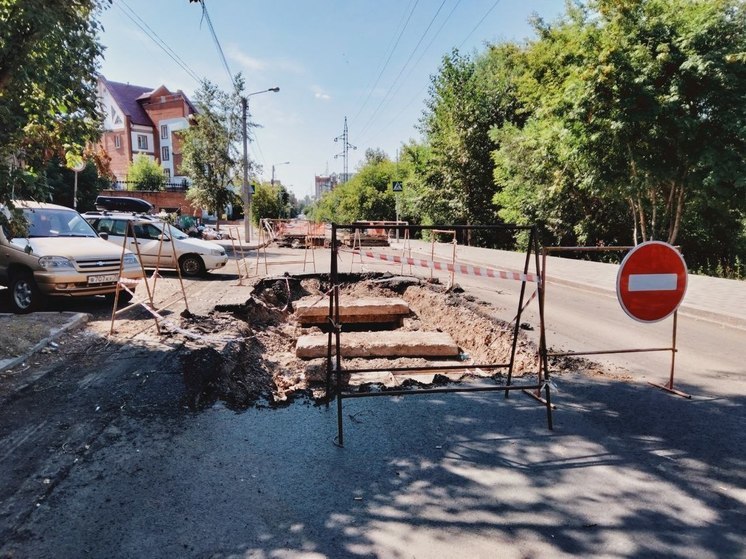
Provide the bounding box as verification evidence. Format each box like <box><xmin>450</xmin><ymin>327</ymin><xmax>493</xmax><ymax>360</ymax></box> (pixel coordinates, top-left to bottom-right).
<box><xmin>392</xmin><ymin>181</ymin><xmax>403</xmax><ymax>192</ymax></box>
<box><xmin>616</xmin><ymin>241</ymin><xmax>688</xmax><ymax>323</ymax></box>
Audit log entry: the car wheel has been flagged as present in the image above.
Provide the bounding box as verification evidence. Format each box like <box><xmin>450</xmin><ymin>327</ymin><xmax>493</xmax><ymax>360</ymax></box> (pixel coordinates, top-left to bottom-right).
<box><xmin>179</xmin><ymin>254</ymin><xmax>206</xmax><ymax>277</ymax></box>
<box><xmin>9</xmin><ymin>271</ymin><xmax>44</xmax><ymax>314</ymax></box>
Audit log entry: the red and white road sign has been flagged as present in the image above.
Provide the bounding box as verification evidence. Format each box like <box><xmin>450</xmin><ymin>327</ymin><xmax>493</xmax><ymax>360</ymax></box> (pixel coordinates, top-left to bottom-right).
<box><xmin>616</xmin><ymin>241</ymin><xmax>688</xmax><ymax>323</ymax></box>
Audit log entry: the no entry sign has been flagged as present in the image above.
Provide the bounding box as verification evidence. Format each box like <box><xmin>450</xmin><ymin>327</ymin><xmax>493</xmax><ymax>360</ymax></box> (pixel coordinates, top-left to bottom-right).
<box><xmin>616</xmin><ymin>241</ymin><xmax>688</xmax><ymax>323</ymax></box>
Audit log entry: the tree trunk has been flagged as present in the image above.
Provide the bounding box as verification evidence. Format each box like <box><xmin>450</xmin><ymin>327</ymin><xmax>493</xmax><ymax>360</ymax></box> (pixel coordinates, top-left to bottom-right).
<box><xmin>629</xmin><ymin>197</ymin><xmax>639</xmax><ymax>245</ymax></box>
<box><xmin>636</xmin><ymin>195</ymin><xmax>648</xmax><ymax>242</ymax></box>
<box><xmin>669</xmin><ymin>184</ymin><xmax>685</xmax><ymax>245</ymax></box>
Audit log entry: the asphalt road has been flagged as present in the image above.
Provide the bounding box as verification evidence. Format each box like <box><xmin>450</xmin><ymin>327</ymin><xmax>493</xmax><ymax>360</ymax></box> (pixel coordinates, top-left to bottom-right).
<box><xmin>0</xmin><ymin>247</ymin><xmax>744</xmax><ymax>558</ymax></box>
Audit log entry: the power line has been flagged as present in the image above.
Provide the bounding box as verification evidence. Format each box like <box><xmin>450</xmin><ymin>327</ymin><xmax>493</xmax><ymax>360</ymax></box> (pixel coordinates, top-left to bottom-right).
<box><xmin>356</xmin><ymin>0</ymin><xmax>449</xmax><ymax>142</ymax></box>
<box><xmin>114</xmin><ymin>0</ymin><xmax>201</xmax><ymax>84</ymax></box>
<box><xmin>360</xmin><ymin>0</ymin><xmax>504</xmax><ymax>151</ymax></box>
<box><xmin>459</xmin><ymin>0</ymin><xmax>502</xmax><ymax>49</ymax></box>
<box><xmin>197</xmin><ymin>0</ymin><xmax>234</xmax><ymax>85</ymax></box>
<box><xmin>350</xmin><ymin>0</ymin><xmax>420</xmax><ymax>125</ymax></box>
<box><xmin>358</xmin><ymin>0</ymin><xmax>462</xmax><ymax>147</ymax></box>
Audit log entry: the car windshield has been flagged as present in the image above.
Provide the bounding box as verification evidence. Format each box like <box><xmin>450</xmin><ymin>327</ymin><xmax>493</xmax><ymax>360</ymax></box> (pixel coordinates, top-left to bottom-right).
<box><xmin>24</xmin><ymin>208</ymin><xmax>98</xmax><ymax>238</ymax></box>
<box><xmin>168</xmin><ymin>226</ymin><xmax>189</xmax><ymax>240</ymax></box>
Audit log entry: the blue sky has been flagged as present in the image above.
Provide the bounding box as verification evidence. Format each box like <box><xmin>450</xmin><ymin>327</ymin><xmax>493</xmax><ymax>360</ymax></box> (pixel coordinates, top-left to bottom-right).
<box><xmin>99</xmin><ymin>0</ymin><xmax>566</xmax><ymax>199</ymax></box>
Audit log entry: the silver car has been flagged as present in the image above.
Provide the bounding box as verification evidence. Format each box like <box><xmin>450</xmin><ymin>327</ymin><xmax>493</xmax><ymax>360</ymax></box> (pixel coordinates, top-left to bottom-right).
<box><xmin>0</xmin><ymin>201</ymin><xmax>143</xmax><ymax>313</ymax></box>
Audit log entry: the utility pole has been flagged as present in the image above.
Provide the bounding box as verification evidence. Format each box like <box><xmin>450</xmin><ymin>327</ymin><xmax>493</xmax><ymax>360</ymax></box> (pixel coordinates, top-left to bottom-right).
<box><xmin>241</xmin><ymin>87</ymin><xmax>280</xmax><ymax>242</ymax></box>
<box><xmin>334</xmin><ymin>117</ymin><xmax>356</xmax><ymax>184</ymax></box>
<box><xmin>241</xmin><ymin>97</ymin><xmax>250</xmax><ymax>241</ymax></box>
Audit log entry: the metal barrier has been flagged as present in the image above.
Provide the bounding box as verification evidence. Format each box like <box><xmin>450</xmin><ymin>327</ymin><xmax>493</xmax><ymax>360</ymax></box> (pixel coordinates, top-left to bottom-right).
<box><xmin>327</xmin><ymin>223</ymin><xmax>551</xmax><ymax>446</ymax></box>
<box><xmin>536</xmin><ymin>245</ymin><xmax>690</xmax><ymax>399</ymax></box>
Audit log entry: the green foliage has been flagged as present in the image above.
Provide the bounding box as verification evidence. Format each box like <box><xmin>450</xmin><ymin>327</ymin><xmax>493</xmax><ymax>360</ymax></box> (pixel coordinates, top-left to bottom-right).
<box><xmin>488</xmin><ymin>0</ymin><xmax>746</xmax><ymax>270</ymax></box>
<box><xmin>418</xmin><ymin>44</ymin><xmax>526</xmax><ymax>245</ymax></box>
<box><xmin>0</xmin><ymin>0</ymin><xmax>108</xmax><ymax>208</ymax></box>
<box><xmin>251</xmin><ymin>182</ymin><xmax>286</xmax><ymax>221</ymax></box>
<box><xmin>181</xmin><ymin>77</ymin><xmax>245</xmax><ymax>224</ymax></box>
<box><xmin>127</xmin><ymin>154</ymin><xmax>165</xmax><ymax>192</ymax></box>
<box><xmin>308</xmin><ymin>151</ymin><xmax>401</xmax><ymax>224</ymax></box>
<box><xmin>45</xmin><ymin>157</ymin><xmax>107</xmax><ymax>212</ymax></box>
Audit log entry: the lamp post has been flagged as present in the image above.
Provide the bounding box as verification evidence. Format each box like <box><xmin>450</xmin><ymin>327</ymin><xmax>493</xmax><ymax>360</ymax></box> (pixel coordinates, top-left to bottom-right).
<box><xmin>242</xmin><ymin>87</ymin><xmax>280</xmax><ymax>242</ymax></box>
<box><xmin>70</xmin><ymin>161</ymin><xmax>86</xmax><ymax>210</ymax></box>
<box><xmin>271</xmin><ymin>161</ymin><xmax>290</xmax><ymax>186</ymax></box>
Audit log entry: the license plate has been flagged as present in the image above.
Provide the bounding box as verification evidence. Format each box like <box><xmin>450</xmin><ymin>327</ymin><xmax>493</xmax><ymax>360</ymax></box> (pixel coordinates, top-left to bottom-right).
<box><xmin>88</xmin><ymin>273</ymin><xmax>118</xmax><ymax>284</ymax></box>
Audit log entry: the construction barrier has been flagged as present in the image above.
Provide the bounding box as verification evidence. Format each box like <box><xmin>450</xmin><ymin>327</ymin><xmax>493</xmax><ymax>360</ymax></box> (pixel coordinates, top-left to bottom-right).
<box><xmin>537</xmin><ymin>245</ymin><xmax>690</xmax><ymax>400</ymax></box>
<box><xmin>327</xmin><ymin>223</ymin><xmax>551</xmax><ymax>447</ymax></box>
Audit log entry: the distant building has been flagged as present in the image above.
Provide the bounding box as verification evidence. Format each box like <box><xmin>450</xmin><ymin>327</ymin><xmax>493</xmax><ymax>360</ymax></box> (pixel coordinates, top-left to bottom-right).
<box><xmin>315</xmin><ymin>173</ymin><xmax>338</xmax><ymax>199</ymax></box>
<box><xmin>97</xmin><ymin>75</ymin><xmax>196</xmax><ymax>188</ymax></box>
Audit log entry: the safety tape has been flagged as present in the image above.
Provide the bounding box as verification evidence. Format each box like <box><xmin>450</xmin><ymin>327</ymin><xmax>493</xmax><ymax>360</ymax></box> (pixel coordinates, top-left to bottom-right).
<box><xmin>506</xmin><ymin>288</ymin><xmax>538</xmax><ymax>328</ymax></box>
<box><xmin>352</xmin><ymin>249</ymin><xmax>540</xmax><ymax>284</ymax></box>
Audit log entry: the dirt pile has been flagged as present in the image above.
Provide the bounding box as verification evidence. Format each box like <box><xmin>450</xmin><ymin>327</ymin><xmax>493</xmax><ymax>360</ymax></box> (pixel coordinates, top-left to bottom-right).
<box><xmin>177</xmin><ymin>273</ymin><xmax>544</xmax><ymax>410</ymax></box>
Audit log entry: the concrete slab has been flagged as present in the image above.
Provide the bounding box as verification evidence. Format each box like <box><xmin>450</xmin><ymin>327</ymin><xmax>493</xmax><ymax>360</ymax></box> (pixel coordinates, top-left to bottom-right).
<box><xmin>295</xmin><ymin>296</ymin><xmax>410</xmax><ymax>325</ymax></box>
<box><xmin>296</xmin><ymin>330</ymin><xmax>460</xmax><ymax>359</ymax></box>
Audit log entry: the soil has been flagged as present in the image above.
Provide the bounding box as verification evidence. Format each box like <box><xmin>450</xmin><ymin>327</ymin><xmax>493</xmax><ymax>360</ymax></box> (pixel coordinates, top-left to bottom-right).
<box><xmin>166</xmin><ymin>273</ymin><xmax>593</xmax><ymax>411</ymax></box>
<box><xmin>2</xmin><ymin>272</ymin><xmax>607</xmax><ymax>412</ymax></box>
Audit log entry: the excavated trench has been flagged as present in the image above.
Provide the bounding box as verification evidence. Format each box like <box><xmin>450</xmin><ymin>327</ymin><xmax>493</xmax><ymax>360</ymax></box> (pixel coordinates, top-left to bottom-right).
<box><xmin>178</xmin><ymin>273</ymin><xmax>554</xmax><ymax>411</ymax></box>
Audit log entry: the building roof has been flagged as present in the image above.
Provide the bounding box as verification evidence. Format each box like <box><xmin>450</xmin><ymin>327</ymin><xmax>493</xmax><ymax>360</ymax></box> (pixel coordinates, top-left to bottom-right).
<box><xmin>99</xmin><ymin>75</ymin><xmax>197</xmax><ymax>128</ymax></box>
<box><xmin>101</xmin><ymin>76</ymin><xmax>154</xmax><ymax>126</ymax></box>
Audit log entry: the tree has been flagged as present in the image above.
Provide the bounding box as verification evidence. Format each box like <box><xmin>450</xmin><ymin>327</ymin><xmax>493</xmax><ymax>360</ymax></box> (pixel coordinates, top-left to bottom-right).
<box><xmin>127</xmin><ymin>154</ymin><xmax>165</xmax><ymax>191</ymax></box>
<box><xmin>308</xmin><ymin>151</ymin><xmax>399</xmax><ymax>224</ymax></box>
<box><xmin>491</xmin><ymin>0</ymin><xmax>746</xmax><ymax>268</ymax></box>
<box><xmin>419</xmin><ymin>45</ymin><xmax>525</xmax><ymax>245</ymax></box>
<box><xmin>180</xmin><ymin>77</ymin><xmax>245</xmax><ymax>229</ymax></box>
<box><xmin>0</xmin><ymin>0</ymin><xmax>109</xmax><ymax>208</ymax></box>
<box><xmin>251</xmin><ymin>182</ymin><xmax>284</xmax><ymax>221</ymax></box>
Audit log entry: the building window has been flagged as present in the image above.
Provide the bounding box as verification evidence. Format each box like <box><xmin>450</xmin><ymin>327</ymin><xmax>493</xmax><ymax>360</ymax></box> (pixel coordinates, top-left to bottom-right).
<box><xmin>163</xmin><ymin>168</ymin><xmax>171</xmax><ymax>180</ymax></box>
<box><xmin>137</xmin><ymin>135</ymin><xmax>148</xmax><ymax>150</ymax></box>
<box><xmin>114</xmin><ymin>135</ymin><xmax>121</xmax><ymax>149</ymax></box>
<box><xmin>161</xmin><ymin>146</ymin><xmax>170</xmax><ymax>161</ymax></box>
<box><xmin>160</xmin><ymin>124</ymin><xmax>168</xmax><ymax>139</ymax></box>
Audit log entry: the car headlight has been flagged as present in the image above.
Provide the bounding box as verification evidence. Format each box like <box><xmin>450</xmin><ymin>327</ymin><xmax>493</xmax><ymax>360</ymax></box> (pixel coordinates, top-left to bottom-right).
<box><xmin>210</xmin><ymin>248</ymin><xmax>225</xmax><ymax>256</ymax></box>
<box><xmin>39</xmin><ymin>256</ymin><xmax>75</xmax><ymax>269</ymax></box>
<box><xmin>123</xmin><ymin>253</ymin><xmax>140</xmax><ymax>265</ymax></box>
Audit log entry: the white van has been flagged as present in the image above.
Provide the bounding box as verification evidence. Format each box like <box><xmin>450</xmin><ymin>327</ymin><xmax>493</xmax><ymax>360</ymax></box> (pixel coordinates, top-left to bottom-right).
<box><xmin>83</xmin><ymin>212</ymin><xmax>228</xmax><ymax>277</ymax></box>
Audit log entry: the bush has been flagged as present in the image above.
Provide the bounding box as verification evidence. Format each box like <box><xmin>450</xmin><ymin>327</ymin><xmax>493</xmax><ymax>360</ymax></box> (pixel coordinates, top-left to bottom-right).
<box><xmin>127</xmin><ymin>154</ymin><xmax>165</xmax><ymax>191</ymax></box>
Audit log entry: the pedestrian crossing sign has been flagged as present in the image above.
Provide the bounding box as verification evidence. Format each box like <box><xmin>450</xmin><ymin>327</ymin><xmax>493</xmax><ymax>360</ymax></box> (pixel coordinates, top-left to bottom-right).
<box><xmin>392</xmin><ymin>181</ymin><xmax>403</xmax><ymax>192</ymax></box>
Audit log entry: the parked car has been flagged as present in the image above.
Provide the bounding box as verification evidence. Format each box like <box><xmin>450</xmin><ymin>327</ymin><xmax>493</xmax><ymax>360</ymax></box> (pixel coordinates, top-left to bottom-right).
<box><xmin>83</xmin><ymin>211</ymin><xmax>228</xmax><ymax>277</ymax></box>
<box><xmin>0</xmin><ymin>201</ymin><xmax>143</xmax><ymax>313</ymax></box>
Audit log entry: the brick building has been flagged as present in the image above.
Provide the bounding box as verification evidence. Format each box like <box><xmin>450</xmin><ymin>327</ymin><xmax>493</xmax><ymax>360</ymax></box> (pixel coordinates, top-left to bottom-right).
<box><xmin>315</xmin><ymin>174</ymin><xmax>338</xmax><ymax>199</ymax></box>
<box><xmin>97</xmin><ymin>75</ymin><xmax>196</xmax><ymax>187</ymax></box>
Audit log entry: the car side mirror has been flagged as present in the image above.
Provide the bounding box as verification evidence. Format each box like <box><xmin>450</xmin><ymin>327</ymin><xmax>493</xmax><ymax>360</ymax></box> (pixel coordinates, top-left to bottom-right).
<box><xmin>158</xmin><ymin>234</ymin><xmax>170</xmax><ymax>242</ymax></box>
<box><xmin>99</xmin><ymin>232</ymin><xmax>109</xmax><ymax>240</ymax></box>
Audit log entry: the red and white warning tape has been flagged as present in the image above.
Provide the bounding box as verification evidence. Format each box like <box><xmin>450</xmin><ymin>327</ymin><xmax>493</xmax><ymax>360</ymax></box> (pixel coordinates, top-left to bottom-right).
<box><xmin>353</xmin><ymin>249</ymin><xmax>540</xmax><ymax>284</ymax></box>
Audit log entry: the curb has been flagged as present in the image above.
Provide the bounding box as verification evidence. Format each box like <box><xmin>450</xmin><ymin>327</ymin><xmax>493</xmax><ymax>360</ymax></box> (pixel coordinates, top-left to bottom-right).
<box><xmin>0</xmin><ymin>312</ymin><xmax>90</xmax><ymax>374</ymax></box>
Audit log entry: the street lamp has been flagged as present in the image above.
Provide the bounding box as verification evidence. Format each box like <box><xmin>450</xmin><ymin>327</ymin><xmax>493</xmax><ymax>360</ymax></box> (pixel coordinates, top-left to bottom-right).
<box><xmin>242</xmin><ymin>86</ymin><xmax>280</xmax><ymax>242</ymax></box>
<box><xmin>70</xmin><ymin>161</ymin><xmax>86</xmax><ymax>210</ymax></box>
<box><xmin>271</xmin><ymin>161</ymin><xmax>290</xmax><ymax>186</ymax></box>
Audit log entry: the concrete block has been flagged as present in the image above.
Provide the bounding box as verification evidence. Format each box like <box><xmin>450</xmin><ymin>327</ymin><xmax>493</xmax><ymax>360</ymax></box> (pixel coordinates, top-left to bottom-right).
<box><xmin>296</xmin><ymin>331</ymin><xmax>459</xmax><ymax>359</ymax></box>
<box><xmin>295</xmin><ymin>297</ymin><xmax>410</xmax><ymax>325</ymax></box>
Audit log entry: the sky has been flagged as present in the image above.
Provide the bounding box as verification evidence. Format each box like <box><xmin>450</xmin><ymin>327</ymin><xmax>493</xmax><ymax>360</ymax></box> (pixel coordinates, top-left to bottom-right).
<box><xmin>99</xmin><ymin>0</ymin><xmax>567</xmax><ymax>200</ymax></box>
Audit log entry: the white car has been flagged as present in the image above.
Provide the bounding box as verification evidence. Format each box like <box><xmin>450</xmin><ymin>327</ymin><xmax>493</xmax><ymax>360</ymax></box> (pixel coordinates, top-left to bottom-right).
<box><xmin>84</xmin><ymin>212</ymin><xmax>228</xmax><ymax>277</ymax></box>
